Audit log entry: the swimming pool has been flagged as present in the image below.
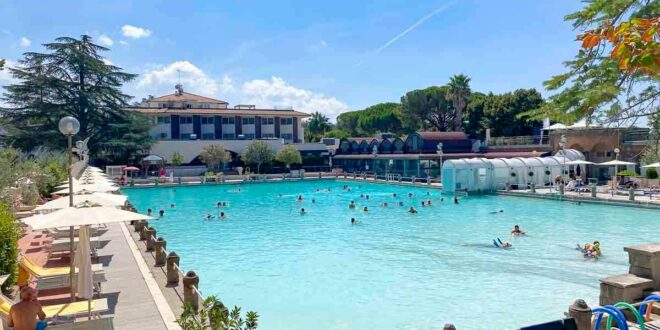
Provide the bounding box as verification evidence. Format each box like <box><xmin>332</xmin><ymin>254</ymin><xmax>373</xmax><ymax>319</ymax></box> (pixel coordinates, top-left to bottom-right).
<box><xmin>123</xmin><ymin>181</ymin><xmax>660</xmax><ymax>329</ymax></box>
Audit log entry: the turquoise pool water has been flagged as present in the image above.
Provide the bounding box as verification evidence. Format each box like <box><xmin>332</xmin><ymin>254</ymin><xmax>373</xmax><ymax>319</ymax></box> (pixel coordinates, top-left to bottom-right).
<box><xmin>123</xmin><ymin>181</ymin><xmax>660</xmax><ymax>329</ymax></box>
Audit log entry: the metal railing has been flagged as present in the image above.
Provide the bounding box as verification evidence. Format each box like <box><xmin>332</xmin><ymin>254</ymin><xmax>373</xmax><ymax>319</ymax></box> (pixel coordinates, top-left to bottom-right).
<box><xmin>489</xmin><ymin>135</ymin><xmax>549</xmax><ymax>146</ymax></box>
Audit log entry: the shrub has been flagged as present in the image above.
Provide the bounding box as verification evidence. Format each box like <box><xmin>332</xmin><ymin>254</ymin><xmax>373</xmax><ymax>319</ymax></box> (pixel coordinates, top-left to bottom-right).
<box><xmin>617</xmin><ymin>170</ymin><xmax>639</xmax><ymax>177</ymax></box>
<box><xmin>0</xmin><ymin>202</ymin><xmax>19</xmax><ymax>293</ymax></box>
<box><xmin>177</xmin><ymin>295</ymin><xmax>258</xmax><ymax>330</ymax></box>
<box><xmin>647</xmin><ymin>168</ymin><xmax>659</xmax><ymax>179</ymax></box>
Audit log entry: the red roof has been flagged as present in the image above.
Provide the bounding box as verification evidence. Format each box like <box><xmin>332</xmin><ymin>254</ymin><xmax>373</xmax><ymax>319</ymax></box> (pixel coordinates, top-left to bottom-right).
<box><xmin>126</xmin><ymin>107</ymin><xmax>310</xmax><ymax>117</ymax></box>
<box><xmin>415</xmin><ymin>131</ymin><xmax>468</xmax><ymax>141</ymax></box>
<box><xmin>150</xmin><ymin>92</ymin><xmax>228</xmax><ymax>104</ymax></box>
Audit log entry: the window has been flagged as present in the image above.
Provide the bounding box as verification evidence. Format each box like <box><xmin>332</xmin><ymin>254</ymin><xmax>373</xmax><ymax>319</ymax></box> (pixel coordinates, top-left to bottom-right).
<box><xmin>156</xmin><ymin>116</ymin><xmax>171</xmax><ymax>124</ymax></box>
<box><xmin>179</xmin><ymin>116</ymin><xmax>193</xmax><ymax>124</ymax></box>
<box><xmin>201</xmin><ymin>117</ymin><xmax>214</xmax><ymax>125</ymax></box>
<box><xmin>202</xmin><ymin>104</ymin><xmax>210</xmax><ymax>109</ymax></box>
<box><xmin>244</xmin><ymin>133</ymin><xmax>255</xmax><ymax>139</ymax></box>
<box><xmin>159</xmin><ymin>103</ymin><xmax>167</xmax><ymax>108</ymax></box>
<box><xmin>159</xmin><ymin>133</ymin><xmax>168</xmax><ymax>139</ymax></box>
<box><xmin>281</xmin><ymin>133</ymin><xmax>294</xmax><ymax>140</ymax></box>
<box><xmin>261</xmin><ymin>117</ymin><xmax>274</xmax><ymax>125</ymax></box>
<box><xmin>185</xmin><ymin>103</ymin><xmax>192</xmax><ymax>109</ymax></box>
<box><xmin>222</xmin><ymin>117</ymin><xmax>235</xmax><ymax>125</ymax></box>
<box><xmin>180</xmin><ymin>133</ymin><xmax>191</xmax><ymax>140</ymax></box>
<box><xmin>222</xmin><ymin>133</ymin><xmax>236</xmax><ymax>140</ymax></box>
<box><xmin>242</xmin><ymin>117</ymin><xmax>255</xmax><ymax>125</ymax></box>
<box><xmin>262</xmin><ymin>133</ymin><xmax>275</xmax><ymax>139</ymax></box>
<box><xmin>280</xmin><ymin>118</ymin><xmax>293</xmax><ymax>125</ymax></box>
<box><xmin>202</xmin><ymin>133</ymin><xmax>215</xmax><ymax>140</ymax></box>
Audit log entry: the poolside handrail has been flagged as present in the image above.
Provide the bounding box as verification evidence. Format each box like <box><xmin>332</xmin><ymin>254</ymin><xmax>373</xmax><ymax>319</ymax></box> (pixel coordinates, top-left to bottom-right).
<box><xmin>148</xmin><ymin>235</ymin><xmax>207</xmax><ymax>302</ymax></box>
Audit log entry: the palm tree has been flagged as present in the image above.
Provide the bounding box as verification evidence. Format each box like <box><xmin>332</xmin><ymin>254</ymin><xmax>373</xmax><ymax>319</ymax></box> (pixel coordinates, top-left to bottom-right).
<box><xmin>305</xmin><ymin>112</ymin><xmax>331</xmax><ymax>142</ymax></box>
<box><xmin>447</xmin><ymin>74</ymin><xmax>471</xmax><ymax>131</ymax></box>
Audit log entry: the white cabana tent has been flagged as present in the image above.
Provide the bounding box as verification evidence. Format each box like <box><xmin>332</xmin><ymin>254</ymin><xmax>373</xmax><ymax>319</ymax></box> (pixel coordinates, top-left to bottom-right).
<box><xmin>641</xmin><ymin>162</ymin><xmax>660</xmax><ymax>168</ymax></box>
<box><xmin>441</xmin><ymin>158</ymin><xmax>493</xmax><ymax>192</ymax></box>
<box><xmin>35</xmin><ymin>193</ymin><xmax>127</xmax><ymax>212</ymax></box>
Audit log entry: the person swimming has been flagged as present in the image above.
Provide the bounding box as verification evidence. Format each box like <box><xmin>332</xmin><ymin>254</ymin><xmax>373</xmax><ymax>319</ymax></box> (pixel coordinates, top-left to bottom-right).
<box><xmin>408</xmin><ymin>206</ymin><xmax>418</xmax><ymax>214</ymax></box>
<box><xmin>493</xmin><ymin>238</ymin><xmax>511</xmax><ymax>248</ymax></box>
<box><xmin>360</xmin><ymin>194</ymin><xmax>364</xmax><ymax>198</ymax></box>
<box><xmin>363</xmin><ymin>206</ymin><xmax>368</xmax><ymax>212</ymax></box>
<box><xmin>426</xmin><ymin>191</ymin><xmax>430</xmax><ymax>196</ymax></box>
<box><xmin>147</xmin><ymin>208</ymin><xmax>152</xmax><ymax>216</ymax></box>
<box><xmin>349</xmin><ymin>200</ymin><xmax>356</xmax><ymax>209</ymax></box>
<box><xmin>393</xmin><ymin>193</ymin><xmax>397</xmax><ymax>197</ymax></box>
<box><xmin>219</xmin><ymin>212</ymin><xmax>226</xmax><ymax>219</ymax></box>
<box><xmin>490</xmin><ymin>209</ymin><xmax>504</xmax><ymax>214</ymax></box>
<box><xmin>381</xmin><ymin>202</ymin><xmax>388</xmax><ymax>207</ymax></box>
<box><xmin>312</xmin><ymin>199</ymin><xmax>316</xmax><ymax>203</ymax></box>
<box><xmin>511</xmin><ymin>225</ymin><xmax>526</xmax><ymax>235</ymax></box>
<box><xmin>206</xmin><ymin>213</ymin><xmax>213</xmax><ymax>220</ymax></box>
<box><xmin>453</xmin><ymin>196</ymin><xmax>459</xmax><ymax>204</ymax></box>
<box><xmin>398</xmin><ymin>201</ymin><xmax>404</xmax><ymax>206</ymax></box>
<box><xmin>170</xmin><ymin>203</ymin><xmax>175</xmax><ymax>208</ymax></box>
<box><xmin>297</xmin><ymin>195</ymin><xmax>303</xmax><ymax>201</ymax></box>
<box><xmin>351</xmin><ymin>217</ymin><xmax>357</xmax><ymax>224</ymax></box>
<box><xmin>365</xmin><ymin>195</ymin><xmax>370</xmax><ymax>200</ymax></box>
<box><xmin>440</xmin><ymin>197</ymin><xmax>444</xmax><ymax>202</ymax></box>
<box><xmin>159</xmin><ymin>209</ymin><xmax>164</xmax><ymax>217</ymax></box>
<box><xmin>408</xmin><ymin>193</ymin><xmax>413</xmax><ymax>198</ymax></box>
<box><xmin>300</xmin><ymin>208</ymin><xmax>306</xmax><ymax>215</ymax></box>
<box><xmin>426</xmin><ymin>200</ymin><xmax>432</xmax><ymax>206</ymax></box>
<box><xmin>421</xmin><ymin>201</ymin><xmax>426</xmax><ymax>207</ymax></box>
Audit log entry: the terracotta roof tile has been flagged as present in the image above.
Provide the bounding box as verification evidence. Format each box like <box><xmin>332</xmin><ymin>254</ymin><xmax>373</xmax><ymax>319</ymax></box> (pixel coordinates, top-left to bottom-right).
<box><xmin>149</xmin><ymin>92</ymin><xmax>228</xmax><ymax>104</ymax></box>
<box><xmin>125</xmin><ymin>107</ymin><xmax>310</xmax><ymax>117</ymax></box>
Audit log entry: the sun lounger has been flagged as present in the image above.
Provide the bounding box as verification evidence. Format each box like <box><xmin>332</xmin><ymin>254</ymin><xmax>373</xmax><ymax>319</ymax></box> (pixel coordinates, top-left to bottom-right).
<box><xmin>48</xmin><ymin>317</ymin><xmax>114</xmax><ymax>329</ymax></box>
<box><xmin>19</xmin><ymin>257</ymin><xmax>106</xmax><ymax>291</ymax></box>
<box><xmin>0</xmin><ymin>294</ymin><xmax>110</xmax><ymax>327</ymax></box>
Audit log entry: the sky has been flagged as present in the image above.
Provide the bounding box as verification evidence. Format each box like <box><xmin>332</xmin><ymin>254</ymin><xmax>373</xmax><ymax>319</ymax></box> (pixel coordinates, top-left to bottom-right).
<box><xmin>0</xmin><ymin>0</ymin><xmax>585</xmax><ymax>121</ymax></box>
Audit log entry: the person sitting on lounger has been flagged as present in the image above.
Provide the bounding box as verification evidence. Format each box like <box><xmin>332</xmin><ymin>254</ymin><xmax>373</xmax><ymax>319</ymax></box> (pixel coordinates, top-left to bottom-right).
<box><xmin>8</xmin><ymin>286</ymin><xmax>46</xmax><ymax>330</ymax></box>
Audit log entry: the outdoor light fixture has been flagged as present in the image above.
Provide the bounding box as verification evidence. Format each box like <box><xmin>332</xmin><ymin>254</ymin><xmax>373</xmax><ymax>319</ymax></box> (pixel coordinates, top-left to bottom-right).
<box><xmin>437</xmin><ymin>142</ymin><xmax>444</xmax><ymax>183</ymax></box>
<box><xmin>58</xmin><ymin>116</ymin><xmax>80</xmax><ymax>136</ymax></box>
<box><xmin>59</xmin><ymin>115</ymin><xmax>80</xmax><ymax>302</ymax></box>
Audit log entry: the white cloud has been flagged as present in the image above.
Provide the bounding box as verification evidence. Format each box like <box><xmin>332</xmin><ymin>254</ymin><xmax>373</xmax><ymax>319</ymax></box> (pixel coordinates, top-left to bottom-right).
<box><xmin>98</xmin><ymin>34</ymin><xmax>113</xmax><ymax>46</ymax></box>
<box><xmin>241</xmin><ymin>76</ymin><xmax>349</xmax><ymax>120</ymax></box>
<box><xmin>121</xmin><ymin>25</ymin><xmax>152</xmax><ymax>39</ymax></box>
<box><xmin>136</xmin><ymin>61</ymin><xmax>219</xmax><ymax>97</ymax></box>
<box><xmin>133</xmin><ymin>61</ymin><xmax>349</xmax><ymax>121</ymax></box>
<box><xmin>19</xmin><ymin>37</ymin><xmax>30</xmax><ymax>47</ymax></box>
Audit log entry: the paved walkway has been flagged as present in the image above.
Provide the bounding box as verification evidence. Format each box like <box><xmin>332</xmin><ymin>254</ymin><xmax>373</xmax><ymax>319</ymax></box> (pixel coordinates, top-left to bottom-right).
<box><xmin>99</xmin><ymin>222</ymin><xmax>169</xmax><ymax>330</ymax></box>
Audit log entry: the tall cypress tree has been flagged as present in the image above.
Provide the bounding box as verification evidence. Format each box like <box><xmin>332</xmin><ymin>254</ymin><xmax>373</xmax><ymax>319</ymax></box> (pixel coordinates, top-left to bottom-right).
<box><xmin>1</xmin><ymin>35</ymin><xmax>149</xmax><ymax>157</ymax></box>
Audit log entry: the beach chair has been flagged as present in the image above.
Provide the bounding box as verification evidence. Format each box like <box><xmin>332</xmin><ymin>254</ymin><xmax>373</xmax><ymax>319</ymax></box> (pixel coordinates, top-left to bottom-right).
<box><xmin>19</xmin><ymin>256</ymin><xmax>106</xmax><ymax>291</ymax></box>
<box><xmin>48</xmin><ymin>316</ymin><xmax>114</xmax><ymax>329</ymax></box>
<box><xmin>0</xmin><ymin>294</ymin><xmax>110</xmax><ymax>328</ymax></box>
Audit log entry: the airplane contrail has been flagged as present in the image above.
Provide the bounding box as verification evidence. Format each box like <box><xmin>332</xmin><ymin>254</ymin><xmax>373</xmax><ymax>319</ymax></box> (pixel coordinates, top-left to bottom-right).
<box><xmin>358</xmin><ymin>3</ymin><xmax>453</xmax><ymax>66</ymax></box>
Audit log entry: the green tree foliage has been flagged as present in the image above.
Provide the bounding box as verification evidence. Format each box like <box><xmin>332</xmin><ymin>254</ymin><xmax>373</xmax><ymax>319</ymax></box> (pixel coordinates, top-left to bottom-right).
<box><xmin>241</xmin><ymin>141</ymin><xmax>273</xmax><ymax>173</ymax></box>
<box><xmin>355</xmin><ymin>102</ymin><xmax>403</xmax><ymax>136</ymax></box>
<box><xmin>275</xmin><ymin>145</ymin><xmax>302</xmax><ymax>168</ymax></box>
<box><xmin>304</xmin><ymin>111</ymin><xmax>331</xmax><ymax>142</ymax></box>
<box><xmin>96</xmin><ymin>112</ymin><xmax>153</xmax><ymax>165</ymax></box>
<box><xmin>645</xmin><ymin>168</ymin><xmax>658</xmax><ymax>179</ymax></box>
<box><xmin>467</xmin><ymin>89</ymin><xmax>545</xmax><ymax>138</ymax></box>
<box><xmin>0</xmin><ymin>202</ymin><xmax>18</xmax><ymax>293</ymax></box>
<box><xmin>1</xmin><ymin>35</ymin><xmax>141</xmax><ymax>155</ymax></box>
<box><xmin>447</xmin><ymin>74</ymin><xmax>471</xmax><ymax>131</ymax></box>
<box><xmin>171</xmin><ymin>152</ymin><xmax>184</xmax><ymax>166</ymax></box>
<box><xmin>400</xmin><ymin>86</ymin><xmax>456</xmax><ymax>132</ymax></box>
<box><xmin>177</xmin><ymin>295</ymin><xmax>258</xmax><ymax>330</ymax></box>
<box><xmin>324</xmin><ymin>129</ymin><xmax>350</xmax><ymax>139</ymax></box>
<box><xmin>336</xmin><ymin>111</ymin><xmax>361</xmax><ymax>136</ymax></box>
<box><xmin>521</xmin><ymin>1</ymin><xmax>659</xmax><ymax>124</ymax></box>
<box><xmin>0</xmin><ymin>148</ymin><xmax>66</xmax><ymax>205</ymax></box>
<box><xmin>200</xmin><ymin>144</ymin><xmax>231</xmax><ymax>171</ymax></box>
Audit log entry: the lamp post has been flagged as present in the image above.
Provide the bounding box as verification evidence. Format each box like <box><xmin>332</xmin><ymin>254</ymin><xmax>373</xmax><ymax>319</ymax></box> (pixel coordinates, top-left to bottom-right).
<box><xmin>559</xmin><ymin>135</ymin><xmax>566</xmax><ymax>183</ymax></box>
<box><xmin>613</xmin><ymin>147</ymin><xmax>620</xmax><ymax>196</ymax></box>
<box><xmin>437</xmin><ymin>142</ymin><xmax>444</xmax><ymax>183</ymax></box>
<box><xmin>372</xmin><ymin>145</ymin><xmax>378</xmax><ymax>178</ymax></box>
<box><xmin>59</xmin><ymin>116</ymin><xmax>80</xmax><ymax>302</ymax></box>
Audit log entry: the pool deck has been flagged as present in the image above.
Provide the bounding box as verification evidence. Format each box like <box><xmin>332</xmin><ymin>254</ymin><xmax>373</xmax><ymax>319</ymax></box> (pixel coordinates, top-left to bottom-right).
<box><xmin>498</xmin><ymin>187</ymin><xmax>660</xmax><ymax>209</ymax></box>
<box><xmin>17</xmin><ymin>221</ymin><xmax>177</xmax><ymax>329</ymax></box>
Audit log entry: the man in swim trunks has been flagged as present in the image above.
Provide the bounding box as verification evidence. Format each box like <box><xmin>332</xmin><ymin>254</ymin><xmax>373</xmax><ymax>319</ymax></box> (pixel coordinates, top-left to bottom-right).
<box><xmin>8</xmin><ymin>286</ymin><xmax>46</xmax><ymax>330</ymax></box>
<box><xmin>511</xmin><ymin>225</ymin><xmax>526</xmax><ymax>235</ymax></box>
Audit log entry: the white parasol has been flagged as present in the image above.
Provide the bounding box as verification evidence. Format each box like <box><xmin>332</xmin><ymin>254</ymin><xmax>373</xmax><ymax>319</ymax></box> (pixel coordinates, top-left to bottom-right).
<box><xmin>22</xmin><ymin>205</ymin><xmax>152</xmax><ymax>230</ymax></box>
<box><xmin>35</xmin><ymin>193</ymin><xmax>127</xmax><ymax>211</ymax></box>
<box><xmin>74</xmin><ymin>224</ymin><xmax>94</xmax><ymax>319</ymax></box>
<box><xmin>52</xmin><ymin>182</ymin><xmax>120</xmax><ymax>195</ymax></box>
<box><xmin>642</xmin><ymin>162</ymin><xmax>660</xmax><ymax>168</ymax></box>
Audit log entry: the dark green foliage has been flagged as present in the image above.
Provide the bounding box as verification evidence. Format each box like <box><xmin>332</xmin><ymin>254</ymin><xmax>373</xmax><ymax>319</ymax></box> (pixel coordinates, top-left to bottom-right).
<box><xmin>336</xmin><ymin>111</ymin><xmax>361</xmax><ymax>136</ymax></box>
<box><xmin>400</xmin><ymin>86</ymin><xmax>455</xmax><ymax>132</ymax></box>
<box><xmin>467</xmin><ymin>89</ymin><xmax>544</xmax><ymax>138</ymax></box>
<box><xmin>0</xmin><ymin>203</ymin><xmax>18</xmax><ymax>293</ymax></box>
<box><xmin>177</xmin><ymin>295</ymin><xmax>258</xmax><ymax>330</ymax></box>
<box><xmin>1</xmin><ymin>35</ymin><xmax>143</xmax><ymax>157</ymax></box>
<box><xmin>304</xmin><ymin>112</ymin><xmax>331</xmax><ymax>142</ymax></box>
<box><xmin>646</xmin><ymin>168</ymin><xmax>658</xmax><ymax>179</ymax></box>
<box><xmin>355</xmin><ymin>102</ymin><xmax>403</xmax><ymax>136</ymax></box>
<box><xmin>96</xmin><ymin>112</ymin><xmax>153</xmax><ymax>165</ymax></box>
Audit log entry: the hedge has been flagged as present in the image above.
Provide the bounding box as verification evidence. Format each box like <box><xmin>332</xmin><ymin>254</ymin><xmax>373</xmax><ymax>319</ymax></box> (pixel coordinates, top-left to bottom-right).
<box><xmin>0</xmin><ymin>202</ymin><xmax>19</xmax><ymax>293</ymax></box>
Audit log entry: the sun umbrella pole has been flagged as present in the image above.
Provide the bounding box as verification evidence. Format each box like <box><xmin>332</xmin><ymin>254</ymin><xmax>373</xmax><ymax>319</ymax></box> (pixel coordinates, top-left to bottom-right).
<box><xmin>67</xmin><ymin>134</ymin><xmax>76</xmax><ymax>302</ymax></box>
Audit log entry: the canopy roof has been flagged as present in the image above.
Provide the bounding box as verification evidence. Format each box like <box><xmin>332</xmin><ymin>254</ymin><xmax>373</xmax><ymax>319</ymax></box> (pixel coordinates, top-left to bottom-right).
<box><xmin>565</xmin><ymin>160</ymin><xmax>595</xmax><ymax>165</ymax></box>
<box><xmin>22</xmin><ymin>206</ymin><xmax>153</xmax><ymax>230</ymax></box>
<box><xmin>599</xmin><ymin>160</ymin><xmax>636</xmax><ymax>166</ymax></box>
<box><xmin>642</xmin><ymin>162</ymin><xmax>660</xmax><ymax>168</ymax></box>
<box><xmin>35</xmin><ymin>193</ymin><xmax>127</xmax><ymax>211</ymax></box>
